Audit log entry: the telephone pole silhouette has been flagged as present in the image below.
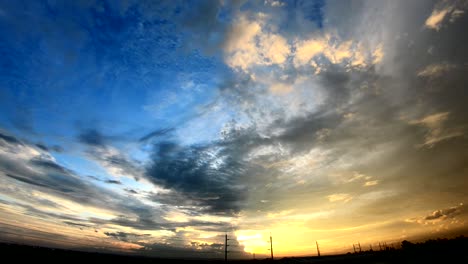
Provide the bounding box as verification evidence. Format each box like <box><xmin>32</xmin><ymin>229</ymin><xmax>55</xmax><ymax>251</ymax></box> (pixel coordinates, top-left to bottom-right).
<box><xmin>316</xmin><ymin>241</ymin><xmax>321</xmax><ymax>257</ymax></box>
<box><xmin>270</xmin><ymin>233</ymin><xmax>274</xmax><ymax>260</ymax></box>
<box><xmin>225</xmin><ymin>234</ymin><xmax>229</xmax><ymax>261</ymax></box>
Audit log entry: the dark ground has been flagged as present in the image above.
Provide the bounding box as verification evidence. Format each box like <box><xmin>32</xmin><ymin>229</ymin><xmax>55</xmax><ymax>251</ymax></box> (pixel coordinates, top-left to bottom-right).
<box><xmin>1</xmin><ymin>236</ymin><xmax>467</xmax><ymax>264</ymax></box>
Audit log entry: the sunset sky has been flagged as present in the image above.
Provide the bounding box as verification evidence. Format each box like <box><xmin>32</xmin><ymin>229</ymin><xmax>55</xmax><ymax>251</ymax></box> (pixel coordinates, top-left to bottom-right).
<box><xmin>1</xmin><ymin>0</ymin><xmax>468</xmax><ymax>259</ymax></box>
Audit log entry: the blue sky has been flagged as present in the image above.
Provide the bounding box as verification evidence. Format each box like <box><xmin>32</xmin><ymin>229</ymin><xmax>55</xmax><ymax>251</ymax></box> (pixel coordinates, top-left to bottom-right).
<box><xmin>1</xmin><ymin>0</ymin><xmax>468</xmax><ymax>259</ymax></box>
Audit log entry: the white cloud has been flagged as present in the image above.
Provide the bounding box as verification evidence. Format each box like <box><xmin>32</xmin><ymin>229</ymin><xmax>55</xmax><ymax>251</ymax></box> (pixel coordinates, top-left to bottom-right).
<box><xmin>327</xmin><ymin>193</ymin><xmax>352</xmax><ymax>203</ymax></box>
<box><xmin>294</xmin><ymin>38</ymin><xmax>327</xmax><ymax>66</ymax></box>
<box><xmin>264</xmin><ymin>0</ymin><xmax>285</xmax><ymax>7</ymax></box>
<box><xmin>450</xmin><ymin>9</ymin><xmax>465</xmax><ymax>22</ymax></box>
<box><xmin>410</xmin><ymin>112</ymin><xmax>464</xmax><ymax>147</ymax></box>
<box><xmin>294</xmin><ymin>35</ymin><xmax>383</xmax><ymax>70</ymax></box>
<box><xmin>223</xmin><ymin>14</ymin><xmax>290</xmax><ymax>71</ymax></box>
<box><xmin>364</xmin><ymin>180</ymin><xmax>379</xmax><ymax>187</ymax></box>
<box><xmin>372</xmin><ymin>43</ymin><xmax>384</xmax><ymax>64</ymax></box>
<box><xmin>425</xmin><ymin>1</ymin><xmax>467</xmax><ymax>31</ymax></box>
<box><xmin>258</xmin><ymin>33</ymin><xmax>290</xmax><ymax>65</ymax></box>
<box><xmin>269</xmin><ymin>83</ymin><xmax>292</xmax><ymax>94</ymax></box>
<box><xmin>407</xmin><ymin>203</ymin><xmax>465</xmax><ymax>225</ymax></box>
<box><xmin>86</xmin><ymin>146</ymin><xmax>143</xmax><ymax>179</ymax></box>
<box><xmin>224</xmin><ymin>13</ymin><xmax>385</xmax><ymax>73</ymax></box>
<box><xmin>417</xmin><ymin>62</ymin><xmax>456</xmax><ymax>78</ymax></box>
<box><xmin>425</xmin><ymin>6</ymin><xmax>451</xmax><ymax>31</ymax></box>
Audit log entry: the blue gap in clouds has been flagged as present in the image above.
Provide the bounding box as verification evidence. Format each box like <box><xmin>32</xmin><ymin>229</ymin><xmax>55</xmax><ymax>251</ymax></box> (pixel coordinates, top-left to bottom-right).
<box><xmin>0</xmin><ymin>0</ymin><xmax>227</xmax><ymax>146</ymax></box>
<box><xmin>293</xmin><ymin>0</ymin><xmax>325</xmax><ymax>28</ymax></box>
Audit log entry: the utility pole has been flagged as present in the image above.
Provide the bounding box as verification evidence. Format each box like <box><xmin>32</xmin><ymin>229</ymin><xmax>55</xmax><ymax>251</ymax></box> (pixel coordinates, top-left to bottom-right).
<box><xmin>316</xmin><ymin>241</ymin><xmax>321</xmax><ymax>257</ymax></box>
<box><xmin>225</xmin><ymin>234</ymin><xmax>229</xmax><ymax>261</ymax></box>
<box><xmin>353</xmin><ymin>244</ymin><xmax>356</xmax><ymax>253</ymax></box>
<box><xmin>358</xmin><ymin>242</ymin><xmax>362</xmax><ymax>253</ymax></box>
<box><xmin>270</xmin><ymin>233</ymin><xmax>274</xmax><ymax>260</ymax></box>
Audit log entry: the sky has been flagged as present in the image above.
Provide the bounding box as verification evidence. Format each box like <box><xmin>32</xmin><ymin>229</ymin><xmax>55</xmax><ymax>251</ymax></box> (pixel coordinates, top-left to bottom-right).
<box><xmin>1</xmin><ymin>0</ymin><xmax>468</xmax><ymax>259</ymax></box>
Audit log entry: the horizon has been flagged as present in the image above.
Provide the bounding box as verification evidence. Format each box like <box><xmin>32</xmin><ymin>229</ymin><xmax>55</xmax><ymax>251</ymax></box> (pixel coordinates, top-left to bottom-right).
<box><xmin>1</xmin><ymin>0</ymin><xmax>468</xmax><ymax>260</ymax></box>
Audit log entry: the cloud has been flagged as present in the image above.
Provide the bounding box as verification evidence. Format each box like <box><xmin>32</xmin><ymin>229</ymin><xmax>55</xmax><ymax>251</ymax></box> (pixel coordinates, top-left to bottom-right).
<box><xmin>145</xmin><ymin>140</ymin><xmax>251</xmax><ymax>215</ymax></box>
<box><xmin>327</xmin><ymin>193</ymin><xmax>352</xmax><ymax>203</ymax></box>
<box><xmin>223</xmin><ymin>13</ymin><xmax>290</xmax><ymax>71</ymax></box>
<box><xmin>294</xmin><ymin>38</ymin><xmax>327</xmax><ymax>66</ymax></box>
<box><xmin>0</xmin><ymin>129</ymin><xmax>173</xmax><ymax>234</ymax></box>
<box><xmin>0</xmin><ymin>131</ymin><xmax>23</xmax><ymax>145</ymax></box>
<box><xmin>139</xmin><ymin>128</ymin><xmax>174</xmax><ymax>142</ymax></box>
<box><xmin>78</xmin><ymin>129</ymin><xmax>106</xmax><ymax>146</ymax></box>
<box><xmin>125</xmin><ymin>188</ymin><xmax>139</xmax><ymax>194</ymax></box>
<box><xmin>425</xmin><ymin>6</ymin><xmax>452</xmax><ymax>31</ymax></box>
<box><xmin>63</xmin><ymin>221</ymin><xmax>92</xmax><ymax>228</ymax></box>
<box><xmin>372</xmin><ymin>43</ymin><xmax>384</xmax><ymax>64</ymax></box>
<box><xmin>223</xmin><ymin>14</ymin><xmax>263</xmax><ymax>70</ymax></box>
<box><xmin>258</xmin><ymin>31</ymin><xmax>290</xmax><ymax>65</ymax></box>
<box><xmin>265</xmin><ymin>0</ymin><xmax>285</xmax><ymax>8</ymax></box>
<box><xmin>105</xmin><ymin>179</ymin><xmax>122</xmax><ymax>185</ymax></box>
<box><xmin>406</xmin><ymin>204</ymin><xmax>466</xmax><ymax>225</ymax></box>
<box><xmin>410</xmin><ymin>112</ymin><xmax>464</xmax><ymax>147</ymax></box>
<box><xmin>104</xmin><ymin>231</ymin><xmax>151</xmax><ymax>242</ymax></box>
<box><xmin>364</xmin><ymin>180</ymin><xmax>378</xmax><ymax>187</ymax></box>
<box><xmin>293</xmin><ymin>35</ymin><xmax>382</xmax><ymax>70</ymax></box>
<box><xmin>417</xmin><ymin>62</ymin><xmax>456</xmax><ymax>78</ymax></box>
<box><xmin>424</xmin><ymin>205</ymin><xmax>462</xmax><ymax>220</ymax></box>
<box><xmin>77</xmin><ymin>129</ymin><xmax>143</xmax><ymax>179</ymax></box>
<box><xmin>35</xmin><ymin>143</ymin><xmax>49</xmax><ymax>151</ymax></box>
<box><xmin>425</xmin><ymin>1</ymin><xmax>467</xmax><ymax>31</ymax></box>
<box><xmin>269</xmin><ymin>83</ymin><xmax>293</xmax><ymax>94</ymax></box>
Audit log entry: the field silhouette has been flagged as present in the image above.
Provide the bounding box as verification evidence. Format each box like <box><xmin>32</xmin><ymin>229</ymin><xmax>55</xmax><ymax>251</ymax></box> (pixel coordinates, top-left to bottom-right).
<box><xmin>1</xmin><ymin>236</ymin><xmax>467</xmax><ymax>263</ymax></box>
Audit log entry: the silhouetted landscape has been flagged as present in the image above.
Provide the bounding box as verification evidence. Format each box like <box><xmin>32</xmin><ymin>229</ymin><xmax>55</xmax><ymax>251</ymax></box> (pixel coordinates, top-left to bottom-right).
<box><xmin>2</xmin><ymin>236</ymin><xmax>467</xmax><ymax>263</ymax></box>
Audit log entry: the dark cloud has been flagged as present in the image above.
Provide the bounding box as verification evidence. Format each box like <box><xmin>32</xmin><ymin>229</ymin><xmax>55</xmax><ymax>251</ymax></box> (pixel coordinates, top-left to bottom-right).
<box><xmin>5</xmin><ymin>173</ymin><xmax>50</xmax><ymax>188</ymax></box>
<box><xmin>87</xmin><ymin>175</ymin><xmax>101</xmax><ymax>181</ymax></box>
<box><xmin>108</xmin><ymin>212</ymin><xmax>227</xmax><ymax>233</ymax></box>
<box><xmin>63</xmin><ymin>221</ymin><xmax>92</xmax><ymax>228</ymax></box>
<box><xmin>76</xmin><ymin>128</ymin><xmax>143</xmax><ymax>179</ymax></box>
<box><xmin>86</xmin><ymin>146</ymin><xmax>143</xmax><ymax>179</ymax></box>
<box><xmin>0</xmin><ymin>131</ymin><xmax>23</xmax><ymax>145</ymax></box>
<box><xmin>135</xmin><ymin>233</ymin><xmax>249</xmax><ymax>259</ymax></box>
<box><xmin>35</xmin><ymin>143</ymin><xmax>49</xmax><ymax>151</ymax></box>
<box><xmin>124</xmin><ymin>188</ymin><xmax>138</xmax><ymax>194</ymax></box>
<box><xmin>190</xmin><ymin>241</ymin><xmax>223</xmax><ymax>250</ymax></box>
<box><xmin>105</xmin><ymin>179</ymin><xmax>122</xmax><ymax>185</ymax></box>
<box><xmin>0</xmin><ymin>130</ymin><xmax>169</xmax><ymax>231</ymax></box>
<box><xmin>78</xmin><ymin>129</ymin><xmax>106</xmax><ymax>146</ymax></box>
<box><xmin>145</xmin><ymin>140</ymin><xmax>253</xmax><ymax>215</ymax></box>
<box><xmin>35</xmin><ymin>143</ymin><xmax>63</xmax><ymax>152</ymax></box>
<box><xmin>425</xmin><ymin>205</ymin><xmax>464</xmax><ymax>220</ymax></box>
<box><xmin>139</xmin><ymin>127</ymin><xmax>174</xmax><ymax>142</ymax></box>
<box><xmin>104</xmin><ymin>231</ymin><xmax>150</xmax><ymax>242</ymax></box>
<box><xmin>30</xmin><ymin>159</ymin><xmax>71</xmax><ymax>175</ymax></box>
